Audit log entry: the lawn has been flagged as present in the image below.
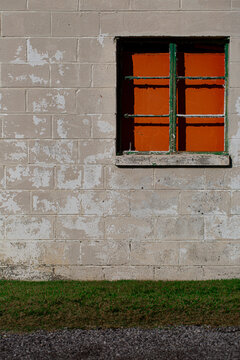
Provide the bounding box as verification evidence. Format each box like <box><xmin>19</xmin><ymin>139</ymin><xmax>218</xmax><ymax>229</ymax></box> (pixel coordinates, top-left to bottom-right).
<box><xmin>0</xmin><ymin>279</ymin><xmax>239</xmax><ymax>332</ymax></box>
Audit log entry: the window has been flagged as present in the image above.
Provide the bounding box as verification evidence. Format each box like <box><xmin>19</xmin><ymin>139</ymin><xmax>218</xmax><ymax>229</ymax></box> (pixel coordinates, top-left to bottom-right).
<box><xmin>116</xmin><ymin>37</ymin><xmax>230</xmax><ymax>167</ymax></box>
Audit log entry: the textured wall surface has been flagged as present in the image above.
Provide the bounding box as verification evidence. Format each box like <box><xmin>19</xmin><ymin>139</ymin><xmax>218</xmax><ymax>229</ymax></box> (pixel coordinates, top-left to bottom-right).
<box><xmin>0</xmin><ymin>0</ymin><xmax>240</xmax><ymax>280</ymax></box>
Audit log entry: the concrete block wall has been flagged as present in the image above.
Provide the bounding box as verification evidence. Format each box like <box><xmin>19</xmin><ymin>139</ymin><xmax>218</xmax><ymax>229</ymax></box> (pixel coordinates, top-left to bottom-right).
<box><xmin>0</xmin><ymin>0</ymin><xmax>240</xmax><ymax>280</ymax></box>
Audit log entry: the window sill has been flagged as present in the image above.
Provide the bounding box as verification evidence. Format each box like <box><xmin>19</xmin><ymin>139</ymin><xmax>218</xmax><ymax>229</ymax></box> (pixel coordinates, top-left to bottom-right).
<box><xmin>116</xmin><ymin>153</ymin><xmax>231</xmax><ymax>167</ymax></box>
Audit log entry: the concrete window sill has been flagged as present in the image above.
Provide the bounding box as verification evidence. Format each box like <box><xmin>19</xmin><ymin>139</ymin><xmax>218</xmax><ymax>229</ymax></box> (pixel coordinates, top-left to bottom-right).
<box><xmin>115</xmin><ymin>153</ymin><xmax>231</xmax><ymax>167</ymax></box>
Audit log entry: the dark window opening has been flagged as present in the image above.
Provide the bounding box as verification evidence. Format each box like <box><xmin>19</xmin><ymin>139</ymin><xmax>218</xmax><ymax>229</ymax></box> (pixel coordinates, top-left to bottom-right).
<box><xmin>116</xmin><ymin>37</ymin><xmax>229</xmax><ymax>155</ymax></box>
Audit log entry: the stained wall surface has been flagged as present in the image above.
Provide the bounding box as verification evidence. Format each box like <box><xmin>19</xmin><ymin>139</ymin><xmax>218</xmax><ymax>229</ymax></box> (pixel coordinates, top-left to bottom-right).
<box><xmin>0</xmin><ymin>0</ymin><xmax>240</xmax><ymax>280</ymax></box>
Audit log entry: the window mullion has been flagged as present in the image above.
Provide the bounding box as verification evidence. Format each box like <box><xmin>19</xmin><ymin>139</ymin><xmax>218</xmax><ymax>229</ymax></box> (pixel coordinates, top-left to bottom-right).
<box><xmin>169</xmin><ymin>43</ymin><xmax>177</xmax><ymax>153</ymax></box>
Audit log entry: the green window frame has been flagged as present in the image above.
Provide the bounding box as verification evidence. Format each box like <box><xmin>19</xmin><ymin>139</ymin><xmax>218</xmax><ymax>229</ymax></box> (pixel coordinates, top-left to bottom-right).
<box><xmin>116</xmin><ymin>37</ymin><xmax>230</xmax><ymax>161</ymax></box>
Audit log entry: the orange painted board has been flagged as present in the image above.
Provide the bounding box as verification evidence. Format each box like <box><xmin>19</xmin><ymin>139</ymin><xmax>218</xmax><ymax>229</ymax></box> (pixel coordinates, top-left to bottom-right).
<box><xmin>177</xmin><ymin>53</ymin><xmax>225</xmax><ymax>77</ymax></box>
<box><xmin>176</xmin><ymin>51</ymin><xmax>225</xmax><ymax>151</ymax></box>
<box><xmin>176</xmin><ymin>117</ymin><xmax>224</xmax><ymax>152</ymax></box>
<box><xmin>134</xmin><ymin>117</ymin><xmax>169</xmax><ymax>151</ymax></box>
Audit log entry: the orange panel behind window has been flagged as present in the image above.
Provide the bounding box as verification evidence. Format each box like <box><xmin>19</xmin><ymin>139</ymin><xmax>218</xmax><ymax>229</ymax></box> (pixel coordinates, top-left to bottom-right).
<box><xmin>121</xmin><ymin>52</ymin><xmax>170</xmax><ymax>152</ymax></box>
<box><xmin>177</xmin><ymin>52</ymin><xmax>225</xmax><ymax>152</ymax></box>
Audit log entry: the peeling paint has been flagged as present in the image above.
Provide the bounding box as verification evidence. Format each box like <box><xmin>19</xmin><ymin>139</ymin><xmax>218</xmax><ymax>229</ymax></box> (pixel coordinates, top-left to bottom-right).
<box><xmin>27</xmin><ymin>39</ymin><xmax>48</xmax><ymax>66</ymax></box>
<box><xmin>11</xmin><ymin>45</ymin><xmax>25</xmax><ymax>64</ymax></box>
<box><xmin>29</xmin><ymin>74</ymin><xmax>48</xmax><ymax>85</ymax></box>
<box><xmin>27</xmin><ymin>40</ymin><xmax>65</xmax><ymax>65</ymax></box>
<box><xmin>82</xmin><ymin>166</ymin><xmax>102</xmax><ymax>189</ymax></box>
<box><xmin>57</xmin><ymin>166</ymin><xmax>82</xmax><ymax>190</ymax></box>
<box><xmin>59</xmin><ymin>216</ymin><xmax>102</xmax><ymax>239</ymax></box>
<box><xmin>6</xmin><ymin>216</ymin><xmax>53</xmax><ymax>240</ymax></box>
<box><xmin>97</xmin><ymin>116</ymin><xmax>114</xmax><ymax>134</ymax></box>
<box><xmin>7</xmin><ymin>166</ymin><xmax>52</xmax><ymax>189</ymax></box>
<box><xmin>97</xmin><ymin>33</ymin><xmax>109</xmax><ymax>47</ymax></box>
<box><xmin>56</xmin><ymin>119</ymin><xmax>67</xmax><ymax>138</ymax></box>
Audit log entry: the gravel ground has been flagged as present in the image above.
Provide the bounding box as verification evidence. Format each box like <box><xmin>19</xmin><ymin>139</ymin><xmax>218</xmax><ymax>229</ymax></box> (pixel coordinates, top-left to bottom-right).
<box><xmin>0</xmin><ymin>326</ymin><xmax>240</xmax><ymax>360</ymax></box>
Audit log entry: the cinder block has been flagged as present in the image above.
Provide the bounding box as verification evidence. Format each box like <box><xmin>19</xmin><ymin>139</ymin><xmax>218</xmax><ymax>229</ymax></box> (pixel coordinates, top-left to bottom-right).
<box><xmin>180</xmin><ymin>190</ymin><xmax>231</xmax><ymax>215</ymax></box>
<box><xmin>6</xmin><ymin>165</ymin><xmax>54</xmax><ymax>190</ymax></box>
<box><xmin>229</xmin><ymin>138</ymin><xmax>240</xmax><ymax>165</ymax></box>
<box><xmin>131</xmin><ymin>0</ymin><xmax>179</xmax><ymax>10</ymax></box>
<box><xmin>205</xmin><ymin>215</ymin><xmax>240</xmax><ymax>240</ymax></box>
<box><xmin>81</xmin><ymin>190</ymin><xmax>130</xmax><ymax>216</ymax></box>
<box><xmin>224</xmin><ymin>167</ymin><xmax>240</xmax><ymax>191</ymax></box>
<box><xmin>27</xmin><ymin>89</ymin><xmax>76</xmax><ymax>114</ymax></box>
<box><xmin>155</xmin><ymin>216</ymin><xmax>204</xmax><ymax>241</ymax></box>
<box><xmin>2</xmin><ymin>12</ymin><xmax>51</xmax><ymax>36</ymax></box>
<box><xmin>229</xmin><ymin>88</ymin><xmax>240</xmax><ymax>115</ymax></box>
<box><xmin>92</xmin><ymin>64</ymin><xmax>116</xmax><ymax>88</ymax></box>
<box><xmin>3</xmin><ymin>115</ymin><xmax>51</xmax><ymax>139</ymax></box>
<box><xmin>0</xmin><ymin>265</ymin><xmax>53</xmax><ymax>281</ymax></box>
<box><xmin>27</xmin><ymin>38</ymin><xmax>77</xmax><ymax>64</ymax></box>
<box><xmin>0</xmin><ymin>90</ymin><xmax>25</xmax><ymax>113</ymax></box>
<box><xmin>130</xmin><ymin>190</ymin><xmax>179</xmax><ymax>217</ymax></box>
<box><xmin>105</xmin><ymin>166</ymin><xmax>154</xmax><ymax>190</ymax></box>
<box><xmin>105</xmin><ymin>216</ymin><xmax>154</xmax><ymax>240</ymax></box>
<box><xmin>51</xmin><ymin>64</ymin><xmax>91</xmax><ymax>88</ymax></box>
<box><xmin>0</xmin><ymin>241</ymin><xmax>41</xmax><ymax>266</ymax></box>
<box><xmin>28</xmin><ymin>0</ymin><xmax>78</xmax><ymax>10</ymax></box>
<box><xmin>92</xmin><ymin>115</ymin><xmax>115</xmax><ymax>139</ymax></box>
<box><xmin>1</xmin><ymin>64</ymin><xmax>49</xmax><ymax>87</ymax></box>
<box><xmin>0</xmin><ymin>0</ymin><xmax>26</xmax><ymax>10</ymax></box>
<box><xmin>228</xmin><ymin>114</ymin><xmax>240</xmax><ymax>139</ymax></box>
<box><xmin>202</xmin><ymin>266</ymin><xmax>240</xmax><ymax>280</ymax></box>
<box><xmin>130</xmin><ymin>242</ymin><xmax>179</xmax><ymax>266</ymax></box>
<box><xmin>29</xmin><ymin>140</ymin><xmax>78</xmax><ymax>164</ymax></box>
<box><xmin>55</xmin><ymin>215</ymin><xmax>104</xmax><ymax>239</ymax></box>
<box><xmin>6</xmin><ymin>216</ymin><xmax>54</xmax><ymax>240</ymax></box>
<box><xmin>0</xmin><ymin>141</ymin><xmax>28</xmax><ymax>164</ymax></box>
<box><xmin>81</xmin><ymin>241</ymin><xmax>129</xmax><ymax>266</ymax></box>
<box><xmin>205</xmin><ymin>168</ymin><xmax>228</xmax><ymax>190</ymax></box>
<box><xmin>56</xmin><ymin>165</ymin><xmax>83</xmax><ymax>190</ymax></box>
<box><xmin>53</xmin><ymin>115</ymin><xmax>91</xmax><ymax>139</ymax></box>
<box><xmin>229</xmin><ymin>62</ymin><xmax>240</xmax><ymax>88</ymax></box>
<box><xmin>179</xmin><ymin>241</ymin><xmax>240</xmax><ymax>266</ymax></box>
<box><xmin>0</xmin><ymin>191</ymin><xmax>30</xmax><ymax>215</ymax></box>
<box><xmin>39</xmin><ymin>241</ymin><xmax>81</xmax><ymax>266</ymax></box>
<box><xmin>0</xmin><ymin>217</ymin><xmax>4</xmax><ymax>239</ymax></box>
<box><xmin>82</xmin><ymin>165</ymin><xmax>104</xmax><ymax>189</ymax></box>
<box><xmin>232</xmin><ymin>0</ymin><xmax>240</xmax><ymax>9</ymax></box>
<box><xmin>0</xmin><ymin>241</ymin><xmax>79</xmax><ymax>266</ymax></box>
<box><xmin>154</xmin><ymin>168</ymin><xmax>205</xmax><ymax>190</ymax></box>
<box><xmin>78</xmin><ymin>37</ymin><xmax>115</xmax><ymax>63</ymax></box>
<box><xmin>32</xmin><ymin>191</ymin><xmax>81</xmax><ymax>214</ymax></box>
<box><xmin>229</xmin><ymin>113</ymin><xmax>239</xmax><ymax>142</ymax></box>
<box><xmin>54</xmin><ymin>166</ymin><xmax>107</xmax><ymax>192</ymax></box>
<box><xmin>181</xmin><ymin>0</ymin><xmax>231</xmax><ymax>10</ymax></box>
<box><xmin>54</xmin><ymin>266</ymin><xmax>105</xmax><ymax>280</ymax></box>
<box><xmin>0</xmin><ymin>167</ymin><xmax>4</xmax><ymax>189</ymax></box>
<box><xmin>79</xmin><ymin>139</ymin><xmax>115</xmax><ymax>165</ymax></box>
<box><xmin>103</xmin><ymin>266</ymin><xmax>154</xmax><ymax>280</ymax></box>
<box><xmin>0</xmin><ymin>39</ymin><xmax>26</xmax><ymax>62</ymax></box>
<box><xmin>101</xmin><ymin>11</ymin><xmax>183</xmax><ymax>36</ymax></box>
<box><xmin>80</xmin><ymin>0</ymin><xmax>130</xmax><ymax>10</ymax></box>
<box><xmin>0</xmin><ymin>119</ymin><xmax>2</xmax><ymax>138</ymax></box>
<box><xmin>77</xmin><ymin>88</ymin><xmax>115</xmax><ymax>114</ymax></box>
<box><xmin>52</xmin><ymin>12</ymin><xmax>99</xmax><ymax>37</ymax></box>
<box><xmin>231</xmin><ymin>191</ymin><xmax>240</xmax><ymax>214</ymax></box>
<box><xmin>154</xmin><ymin>266</ymin><xmax>204</xmax><ymax>281</ymax></box>
<box><xmin>182</xmin><ymin>11</ymin><xmax>233</xmax><ymax>36</ymax></box>
<box><xmin>229</xmin><ymin>38</ymin><xmax>240</xmax><ymax>62</ymax></box>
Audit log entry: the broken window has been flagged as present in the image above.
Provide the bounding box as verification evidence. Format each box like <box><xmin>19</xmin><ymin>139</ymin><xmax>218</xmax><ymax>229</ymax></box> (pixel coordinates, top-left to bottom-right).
<box><xmin>117</xmin><ymin>37</ymin><xmax>229</xmax><ymax>157</ymax></box>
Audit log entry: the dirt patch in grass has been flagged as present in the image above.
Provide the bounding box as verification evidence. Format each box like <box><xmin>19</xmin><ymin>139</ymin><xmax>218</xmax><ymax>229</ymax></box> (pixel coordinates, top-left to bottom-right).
<box><xmin>0</xmin><ymin>279</ymin><xmax>239</xmax><ymax>332</ymax></box>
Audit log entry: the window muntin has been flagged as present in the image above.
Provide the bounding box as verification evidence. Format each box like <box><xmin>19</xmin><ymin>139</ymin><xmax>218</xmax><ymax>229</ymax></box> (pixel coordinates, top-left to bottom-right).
<box><xmin>117</xmin><ymin>38</ymin><xmax>229</xmax><ymax>155</ymax></box>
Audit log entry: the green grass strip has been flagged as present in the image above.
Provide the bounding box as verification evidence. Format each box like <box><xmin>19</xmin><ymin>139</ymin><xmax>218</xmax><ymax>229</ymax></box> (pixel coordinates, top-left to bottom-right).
<box><xmin>0</xmin><ymin>279</ymin><xmax>239</xmax><ymax>332</ymax></box>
